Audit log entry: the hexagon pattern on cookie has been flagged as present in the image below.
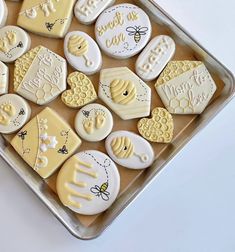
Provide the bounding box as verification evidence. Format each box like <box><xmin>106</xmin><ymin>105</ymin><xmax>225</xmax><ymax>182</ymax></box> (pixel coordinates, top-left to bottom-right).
<box><xmin>155</xmin><ymin>61</ymin><xmax>217</xmax><ymax>114</ymax></box>
<box><xmin>99</xmin><ymin>67</ymin><xmax>151</xmax><ymax>120</ymax></box>
<box><xmin>0</xmin><ymin>61</ymin><xmax>9</xmax><ymax>95</ymax></box>
<box><xmin>14</xmin><ymin>46</ymin><xmax>67</xmax><ymax>105</ymax></box>
<box><xmin>17</xmin><ymin>0</ymin><xmax>76</xmax><ymax>38</ymax></box>
<box><xmin>11</xmin><ymin>107</ymin><xmax>82</xmax><ymax>179</ymax></box>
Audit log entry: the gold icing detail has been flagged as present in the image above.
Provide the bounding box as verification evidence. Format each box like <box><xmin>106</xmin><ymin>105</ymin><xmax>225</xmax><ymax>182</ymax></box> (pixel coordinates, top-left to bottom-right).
<box><xmin>5</xmin><ymin>31</ymin><xmax>17</xmax><ymax>45</ymax></box>
<box><xmin>137</xmin><ymin>107</ymin><xmax>174</xmax><ymax>143</ymax></box>
<box><xmin>0</xmin><ymin>102</ymin><xmax>16</xmax><ymax>117</ymax></box>
<box><xmin>0</xmin><ymin>111</ymin><xmax>10</xmax><ymax>126</ymax></box>
<box><xmin>155</xmin><ymin>61</ymin><xmax>203</xmax><ymax>86</ymax></box>
<box><xmin>111</xmin><ymin>136</ymin><xmax>134</xmax><ymax>159</ymax></box>
<box><xmin>127</xmin><ymin>11</ymin><xmax>139</xmax><ymax>21</ymax></box>
<box><xmin>110</xmin><ymin>79</ymin><xmax>136</xmax><ymax>105</ymax></box>
<box><xmin>61</xmin><ymin>72</ymin><xmax>97</xmax><ymax>108</ymax></box>
<box><xmin>106</xmin><ymin>33</ymin><xmax>126</xmax><ymax>48</ymax></box>
<box><xmin>14</xmin><ymin>46</ymin><xmax>42</xmax><ymax>91</ymax></box>
<box><xmin>83</xmin><ymin>118</ymin><xmax>94</xmax><ymax>134</ymax></box>
<box><xmin>68</xmin><ymin>35</ymin><xmax>88</xmax><ymax>56</ymax></box>
<box><xmin>0</xmin><ymin>31</ymin><xmax>17</xmax><ymax>53</ymax></box>
<box><xmin>95</xmin><ymin>111</ymin><xmax>106</xmax><ymax>129</ymax></box>
<box><xmin>75</xmin><ymin>164</ymin><xmax>98</xmax><ymax>178</ymax></box>
<box><xmin>0</xmin><ymin>38</ymin><xmax>8</xmax><ymax>53</ymax></box>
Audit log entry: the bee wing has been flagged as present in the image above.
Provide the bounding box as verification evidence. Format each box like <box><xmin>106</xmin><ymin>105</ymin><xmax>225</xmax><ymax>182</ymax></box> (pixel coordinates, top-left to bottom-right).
<box><xmin>90</xmin><ymin>185</ymin><xmax>100</xmax><ymax>194</ymax></box>
<box><xmin>126</xmin><ymin>26</ymin><xmax>136</xmax><ymax>35</ymax></box>
<box><xmin>138</xmin><ymin>27</ymin><xmax>149</xmax><ymax>35</ymax></box>
<box><xmin>101</xmin><ymin>192</ymin><xmax>110</xmax><ymax>201</ymax></box>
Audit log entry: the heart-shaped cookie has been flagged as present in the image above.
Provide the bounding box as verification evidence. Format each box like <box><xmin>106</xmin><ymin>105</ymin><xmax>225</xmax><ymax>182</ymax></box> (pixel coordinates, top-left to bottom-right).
<box><xmin>61</xmin><ymin>71</ymin><xmax>97</xmax><ymax>108</ymax></box>
<box><xmin>137</xmin><ymin>107</ymin><xmax>174</xmax><ymax>143</ymax></box>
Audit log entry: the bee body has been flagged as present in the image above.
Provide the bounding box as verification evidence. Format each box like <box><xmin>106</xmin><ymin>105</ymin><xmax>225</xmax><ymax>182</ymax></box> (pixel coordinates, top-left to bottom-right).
<box><xmin>90</xmin><ymin>182</ymin><xmax>110</xmax><ymax>201</ymax></box>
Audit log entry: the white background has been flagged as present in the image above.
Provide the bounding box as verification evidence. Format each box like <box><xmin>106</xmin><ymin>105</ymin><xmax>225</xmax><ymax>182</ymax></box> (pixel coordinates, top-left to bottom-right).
<box><xmin>1</xmin><ymin>0</ymin><xmax>235</xmax><ymax>251</ymax></box>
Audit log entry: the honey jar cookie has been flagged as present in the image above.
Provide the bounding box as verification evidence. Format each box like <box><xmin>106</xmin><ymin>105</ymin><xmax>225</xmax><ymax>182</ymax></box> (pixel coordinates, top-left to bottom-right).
<box><xmin>61</xmin><ymin>71</ymin><xmax>97</xmax><ymax>108</ymax></box>
<box><xmin>137</xmin><ymin>107</ymin><xmax>174</xmax><ymax>143</ymax></box>
<box><xmin>105</xmin><ymin>131</ymin><xmax>155</xmax><ymax>169</ymax></box>
<box><xmin>0</xmin><ymin>94</ymin><xmax>31</xmax><ymax>134</ymax></box>
<box><xmin>56</xmin><ymin>150</ymin><xmax>120</xmax><ymax>215</ymax></box>
<box><xmin>0</xmin><ymin>0</ymin><xmax>8</xmax><ymax>28</ymax></box>
<box><xmin>95</xmin><ymin>3</ymin><xmax>151</xmax><ymax>59</ymax></box>
<box><xmin>0</xmin><ymin>25</ymin><xmax>31</xmax><ymax>63</ymax></box>
<box><xmin>14</xmin><ymin>45</ymin><xmax>67</xmax><ymax>105</ymax></box>
<box><xmin>0</xmin><ymin>61</ymin><xmax>9</xmax><ymax>95</ymax></box>
<box><xmin>99</xmin><ymin>67</ymin><xmax>151</xmax><ymax>120</ymax></box>
<box><xmin>17</xmin><ymin>0</ymin><xmax>75</xmax><ymax>38</ymax></box>
<box><xmin>74</xmin><ymin>103</ymin><xmax>113</xmax><ymax>142</ymax></box>
<box><xmin>155</xmin><ymin>61</ymin><xmax>217</xmax><ymax>114</ymax></box>
<box><xmin>11</xmin><ymin>107</ymin><xmax>82</xmax><ymax>178</ymax></box>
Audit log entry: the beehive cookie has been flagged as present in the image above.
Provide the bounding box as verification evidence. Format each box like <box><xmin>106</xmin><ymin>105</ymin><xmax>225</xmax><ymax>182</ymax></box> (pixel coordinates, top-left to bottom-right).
<box><xmin>56</xmin><ymin>150</ymin><xmax>120</xmax><ymax>215</ymax></box>
<box><xmin>74</xmin><ymin>103</ymin><xmax>113</xmax><ymax>142</ymax></box>
<box><xmin>0</xmin><ymin>26</ymin><xmax>31</xmax><ymax>63</ymax></box>
<box><xmin>64</xmin><ymin>31</ymin><xmax>102</xmax><ymax>75</ymax></box>
<box><xmin>61</xmin><ymin>72</ymin><xmax>97</xmax><ymax>108</ymax></box>
<box><xmin>105</xmin><ymin>131</ymin><xmax>155</xmax><ymax>169</ymax></box>
<box><xmin>0</xmin><ymin>61</ymin><xmax>9</xmax><ymax>95</ymax></box>
<box><xmin>95</xmin><ymin>3</ymin><xmax>152</xmax><ymax>59</ymax></box>
<box><xmin>11</xmin><ymin>107</ymin><xmax>82</xmax><ymax>178</ymax></box>
<box><xmin>0</xmin><ymin>94</ymin><xmax>31</xmax><ymax>134</ymax></box>
<box><xmin>99</xmin><ymin>67</ymin><xmax>151</xmax><ymax>120</ymax></box>
<box><xmin>17</xmin><ymin>0</ymin><xmax>75</xmax><ymax>38</ymax></box>
<box><xmin>138</xmin><ymin>107</ymin><xmax>174</xmax><ymax>143</ymax></box>
<box><xmin>0</xmin><ymin>0</ymin><xmax>8</xmax><ymax>28</ymax></box>
<box><xmin>155</xmin><ymin>61</ymin><xmax>217</xmax><ymax>114</ymax></box>
<box><xmin>14</xmin><ymin>46</ymin><xmax>67</xmax><ymax>105</ymax></box>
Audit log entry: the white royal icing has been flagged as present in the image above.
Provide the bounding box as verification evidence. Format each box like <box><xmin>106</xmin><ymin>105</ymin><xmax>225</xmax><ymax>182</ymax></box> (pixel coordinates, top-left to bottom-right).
<box><xmin>0</xmin><ymin>61</ymin><xmax>9</xmax><ymax>95</ymax></box>
<box><xmin>0</xmin><ymin>0</ymin><xmax>8</xmax><ymax>28</ymax></box>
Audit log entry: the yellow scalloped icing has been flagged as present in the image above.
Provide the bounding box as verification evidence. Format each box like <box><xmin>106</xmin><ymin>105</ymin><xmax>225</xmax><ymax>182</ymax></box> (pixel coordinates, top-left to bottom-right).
<box><xmin>155</xmin><ymin>61</ymin><xmax>203</xmax><ymax>86</ymax></box>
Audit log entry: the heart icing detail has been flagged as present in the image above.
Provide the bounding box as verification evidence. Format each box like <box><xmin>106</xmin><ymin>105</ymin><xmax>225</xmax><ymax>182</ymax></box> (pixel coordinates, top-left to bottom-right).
<box><xmin>61</xmin><ymin>71</ymin><xmax>97</xmax><ymax>108</ymax></box>
<box><xmin>137</xmin><ymin>107</ymin><xmax>174</xmax><ymax>143</ymax></box>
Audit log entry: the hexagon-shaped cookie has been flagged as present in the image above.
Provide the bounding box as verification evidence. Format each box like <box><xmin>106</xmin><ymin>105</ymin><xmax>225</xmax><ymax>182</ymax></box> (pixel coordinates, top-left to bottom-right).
<box><xmin>155</xmin><ymin>61</ymin><xmax>217</xmax><ymax>114</ymax></box>
<box><xmin>0</xmin><ymin>61</ymin><xmax>9</xmax><ymax>95</ymax></box>
<box><xmin>99</xmin><ymin>67</ymin><xmax>151</xmax><ymax>120</ymax></box>
<box><xmin>14</xmin><ymin>46</ymin><xmax>67</xmax><ymax>105</ymax></box>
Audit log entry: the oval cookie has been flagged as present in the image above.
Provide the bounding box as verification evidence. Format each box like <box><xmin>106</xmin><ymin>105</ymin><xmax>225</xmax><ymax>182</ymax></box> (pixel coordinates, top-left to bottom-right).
<box><xmin>0</xmin><ymin>0</ymin><xmax>8</xmax><ymax>28</ymax></box>
<box><xmin>105</xmin><ymin>131</ymin><xmax>155</xmax><ymax>169</ymax></box>
<box><xmin>95</xmin><ymin>3</ymin><xmax>152</xmax><ymax>59</ymax></box>
<box><xmin>0</xmin><ymin>61</ymin><xmax>9</xmax><ymax>95</ymax></box>
<box><xmin>64</xmin><ymin>31</ymin><xmax>102</xmax><ymax>75</ymax></box>
<box><xmin>0</xmin><ymin>25</ymin><xmax>31</xmax><ymax>63</ymax></box>
<box><xmin>75</xmin><ymin>103</ymin><xmax>113</xmax><ymax>142</ymax></box>
<box><xmin>56</xmin><ymin>150</ymin><xmax>120</xmax><ymax>215</ymax></box>
<box><xmin>138</xmin><ymin>107</ymin><xmax>174</xmax><ymax>143</ymax></box>
<box><xmin>136</xmin><ymin>35</ymin><xmax>176</xmax><ymax>81</ymax></box>
<box><xmin>0</xmin><ymin>94</ymin><xmax>31</xmax><ymax>134</ymax></box>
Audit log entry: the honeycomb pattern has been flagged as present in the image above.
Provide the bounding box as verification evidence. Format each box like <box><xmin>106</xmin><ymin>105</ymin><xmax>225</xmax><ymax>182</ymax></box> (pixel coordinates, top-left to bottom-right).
<box><xmin>169</xmin><ymin>97</ymin><xmax>194</xmax><ymax>114</ymax></box>
<box><xmin>137</xmin><ymin>107</ymin><xmax>174</xmax><ymax>143</ymax></box>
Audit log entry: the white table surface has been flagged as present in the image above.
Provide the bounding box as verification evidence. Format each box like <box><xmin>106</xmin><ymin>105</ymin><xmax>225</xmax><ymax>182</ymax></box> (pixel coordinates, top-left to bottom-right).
<box><xmin>1</xmin><ymin>0</ymin><xmax>235</xmax><ymax>251</ymax></box>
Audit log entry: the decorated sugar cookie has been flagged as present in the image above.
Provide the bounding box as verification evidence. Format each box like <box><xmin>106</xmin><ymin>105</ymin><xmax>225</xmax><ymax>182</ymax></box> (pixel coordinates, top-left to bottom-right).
<box><xmin>0</xmin><ymin>94</ymin><xmax>31</xmax><ymax>134</ymax></box>
<box><xmin>11</xmin><ymin>107</ymin><xmax>82</xmax><ymax>178</ymax></box>
<box><xmin>14</xmin><ymin>46</ymin><xmax>67</xmax><ymax>105</ymax></box>
<box><xmin>74</xmin><ymin>0</ymin><xmax>115</xmax><ymax>25</ymax></box>
<box><xmin>105</xmin><ymin>131</ymin><xmax>155</xmax><ymax>169</ymax></box>
<box><xmin>95</xmin><ymin>3</ymin><xmax>151</xmax><ymax>59</ymax></box>
<box><xmin>74</xmin><ymin>103</ymin><xmax>113</xmax><ymax>142</ymax></box>
<box><xmin>155</xmin><ymin>61</ymin><xmax>217</xmax><ymax>114</ymax></box>
<box><xmin>99</xmin><ymin>67</ymin><xmax>151</xmax><ymax>120</ymax></box>
<box><xmin>61</xmin><ymin>72</ymin><xmax>97</xmax><ymax>108</ymax></box>
<box><xmin>0</xmin><ymin>61</ymin><xmax>9</xmax><ymax>95</ymax></box>
<box><xmin>64</xmin><ymin>31</ymin><xmax>102</xmax><ymax>75</ymax></box>
<box><xmin>0</xmin><ymin>0</ymin><xmax>8</xmax><ymax>28</ymax></box>
<box><xmin>17</xmin><ymin>0</ymin><xmax>75</xmax><ymax>38</ymax></box>
<box><xmin>0</xmin><ymin>26</ymin><xmax>31</xmax><ymax>63</ymax></box>
<box><xmin>138</xmin><ymin>107</ymin><xmax>174</xmax><ymax>143</ymax></box>
<box><xmin>56</xmin><ymin>150</ymin><xmax>120</xmax><ymax>215</ymax></box>
<box><xmin>136</xmin><ymin>35</ymin><xmax>176</xmax><ymax>81</ymax></box>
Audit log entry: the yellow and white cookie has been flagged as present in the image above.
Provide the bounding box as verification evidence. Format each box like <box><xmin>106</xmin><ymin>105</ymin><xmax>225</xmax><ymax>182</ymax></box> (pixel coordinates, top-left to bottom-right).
<box><xmin>74</xmin><ymin>103</ymin><xmax>113</xmax><ymax>142</ymax></box>
<box><xmin>0</xmin><ymin>61</ymin><xmax>9</xmax><ymax>95</ymax></box>
<box><xmin>155</xmin><ymin>61</ymin><xmax>217</xmax><ymax>114</ymax></box>
<box><xmin>17</xmin><ymin>0</ymin><xmax>75</xmax><ymax>38</ymax></box>
<box><xmin>0</xmin><ymin>94</ymin><xmax>31</xmax><ymax>134</ymax></box>
<box><xmin>11</xmin><ymin>107</ymin><xmax>82</xmax><ymax>178</ymax></box>
<box><xmin>0</xmin><ymin>0</ymin><xmax>8</xmax><ymax>28</ymax></box>
<box><xmin>138</xmin><ymin>107</ymin><xmax>174</xmax><ymax>143</ymax></box>
<box><xmin>61</xmin><ymin>71</ymin><xmax>97</xmax><ymax>108</ymax></box>
<box><xmin>0</xmin><ymin>25</ymin><xmax>31</xmax><ymax>63</ymax></box>
<box><xmin>56</xmin><ymin>150</ymin><xmax>120</xmax><ymax>215</ymax></box>
<box><xmin>99</xmin><ymin>67</ymin><xmax>151</xmax><ymax>120</ymax></box>
<box><xmin>14</xmin><ymin>46</ymin><xmax>67</xmax><ymax>105</ymax></box>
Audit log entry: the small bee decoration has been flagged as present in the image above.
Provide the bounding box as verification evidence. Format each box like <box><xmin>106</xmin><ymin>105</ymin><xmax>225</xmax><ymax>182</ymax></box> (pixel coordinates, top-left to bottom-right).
<box><xmin>90</xmin><ymin>182</ymin><xmax>110</xmax><ymax>201</ymax></box>
<box><xmin>58</xmin><ymin>145</ymin><xmax>68</xmax><ymax>155</ymax></box>
<box><xmin>18</xmin><ymin>130</ymin><xmax>27</xmax><ymax>140</ymax></box>
<box><xmin>126</xmin><ymin>26</ymin><xmax>149</xmax><ymax>43</ymax></box>
<box><xmin>82</xmin><ymin>110</ymin><xmax>90</xmax><ymax>118</ymax></box>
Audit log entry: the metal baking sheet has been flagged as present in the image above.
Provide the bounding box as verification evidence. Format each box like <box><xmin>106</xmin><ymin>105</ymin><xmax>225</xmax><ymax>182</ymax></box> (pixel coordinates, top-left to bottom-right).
<box><xmin>0</xmin><ymin>0</ymin><xmax>234</xmax><ymax>240</ymax></box>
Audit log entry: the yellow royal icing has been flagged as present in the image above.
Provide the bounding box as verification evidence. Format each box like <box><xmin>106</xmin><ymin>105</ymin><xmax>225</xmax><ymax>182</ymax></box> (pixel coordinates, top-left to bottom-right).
<box><xmin>111</xmin><ymin>136</ymin><xmax>134</xmax><ymax>159</ymax></box>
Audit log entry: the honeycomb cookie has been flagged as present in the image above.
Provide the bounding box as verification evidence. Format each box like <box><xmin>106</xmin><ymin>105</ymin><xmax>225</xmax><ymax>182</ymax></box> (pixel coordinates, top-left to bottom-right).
<box><xmin>0</xmin><ymin>94</ymin><xmax>31</xmax><ymax>134</ymax></box>
<box><xmin>137</xmin><ymin>107</ymin><xmax>174</xmax><ymax>143</ymax></box>
<box><xmin>0</xmin><ymin>0</ymin><xmax>8</xmax><ymax>28</ymax></box>
<box><xmin>17</xmin><ymin>0</ymin><xmax>75</xmax><ymax>38</ymax></box>
<box><xmin>74</xmin><ymin>103</ymin><xmax>113</xmax><ymax>142</ymax></box>
<box><xmin>0</xmin><ymin>61</ymin><xmax>9</xmax><ymax>95</ymax></box>
<box><xmin>0</xmin><ymin>26</ymin><xmax>31</xmax><ymax>63</ymax></box>
<box><xmin>61</xmin><ymin>72</ymin><xmax>97</xmax><ymax>108</ymax></box>
<box><xmin>11</xmin><ymin>107</ymin><xmax>82</xmax><ymax>178</ymax></box>
<box><xmin>14</xmin><ymin>46</ymin><xmax>67</xmax><ymax>105</ymax></box>
<box><xmin>56</xmin><ymin>150</ymin><xmax>120</xmax><ymax>215</ymax></box>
